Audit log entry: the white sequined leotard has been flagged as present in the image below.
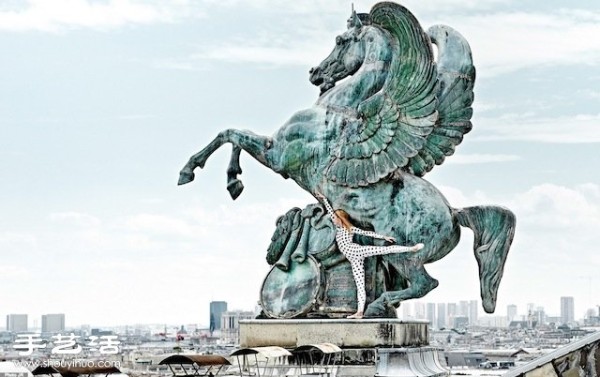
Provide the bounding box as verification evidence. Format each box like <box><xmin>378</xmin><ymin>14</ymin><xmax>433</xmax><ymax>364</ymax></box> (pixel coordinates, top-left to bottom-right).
<box><xmin>321</xmin><ymin>196</ymin><xmax>415</xmax><ymax>314</ymax></box>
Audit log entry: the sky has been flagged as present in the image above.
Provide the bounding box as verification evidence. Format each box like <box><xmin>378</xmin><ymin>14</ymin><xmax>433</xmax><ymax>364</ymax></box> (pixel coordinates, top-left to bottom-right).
<box><xmin>0</xmin><ymin>0</ymin><xmax>599</xmax><ymax>328</ymax></box>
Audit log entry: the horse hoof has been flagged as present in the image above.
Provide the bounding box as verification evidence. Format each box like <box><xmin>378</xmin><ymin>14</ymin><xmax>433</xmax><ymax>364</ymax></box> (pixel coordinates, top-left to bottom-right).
<box><xmin>227</xmin><ymin>179</ymin><xmax>244</xmax><ymax>200</ymax></box>
<box><xmin>178</xmin><ymin>169</ymin><xmax>195</xmax><ymax>185</ymax></box>
<box><xmin>364</xmin><ymin>300</ymin><xmax>385</xmax><ymax>317</ymax></box>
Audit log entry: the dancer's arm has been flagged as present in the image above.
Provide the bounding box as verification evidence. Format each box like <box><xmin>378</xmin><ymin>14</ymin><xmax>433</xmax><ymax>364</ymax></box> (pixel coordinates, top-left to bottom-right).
<box><xmin>352</xmin><ymin>227</ymin><xmax>395</xmax><ymax>242</ymax></box>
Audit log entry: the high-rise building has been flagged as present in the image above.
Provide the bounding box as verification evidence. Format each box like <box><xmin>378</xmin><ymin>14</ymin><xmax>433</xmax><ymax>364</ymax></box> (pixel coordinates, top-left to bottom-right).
<box><xmin>414</xmin><ymin>302</ymin><xmax>426</xmax><ymax>319</ymax></box>
<box><xmin>507</xmin><ymin>304</ymin><xmax>517</xmax><ymax>322</ymax></box>
<box><xmin>6</xmin><ymin>314</ymin><xmax>28</xmax><ymax>332</ymax></box>
<box><xmin>560</xmin><ymin>297</ymin><xmax>575</xmax><ymax>325</ymax></box>
<box><xmin>426</xmin><ymin>303</ymin><xmax>436</xmax><ymax>327</ymax></box>
<box><xmin>447</xmin><ymin>303</ymin><xmax>457</xmax><ymax>327</ymax></box>
<box><xmin>458</xmin><ymin>301</ymin><xmax>469</xmax><ymax>317</ymax></box>
<box><xmin>533</xmin><ymin>306</ymin><xmax>546</xmax><ymax>325</ymax></box>
<box><xmin>437</xmin><ymin>303</ymin><xmax>446</xmax><ymax>329</ymax></box>
<box><xmin>209</xmin><ymin>301</ymin><xmax>228</xmax><ymax>332</ymax></box>
<box><xmin>401</xmin><ymin>302</ymin><xmax>412</xmax><ymax>319</ymax></box>
<box><xmin>41</xmin><ymin>314</ymin><xmax>65</xmax><ymax>333</ymax></box>
<box><xmin>469</xmin><ymin>300</ymin><xmax>478</xmax><ymax>325</ymax></box>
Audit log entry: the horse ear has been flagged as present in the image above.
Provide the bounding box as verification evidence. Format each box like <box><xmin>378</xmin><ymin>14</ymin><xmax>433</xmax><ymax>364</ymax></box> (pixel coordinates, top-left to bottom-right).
<box><xmin>347</xmin><ymin>7</ymin><xmax>363</xmax><ymax>30</ymax></box>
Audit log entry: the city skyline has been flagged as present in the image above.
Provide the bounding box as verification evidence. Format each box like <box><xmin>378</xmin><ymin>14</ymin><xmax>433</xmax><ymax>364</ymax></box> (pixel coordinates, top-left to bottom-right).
<box><xmin>1</xmin><ymin>0</ymin><xmax>599</xmax><ymax>325</ymax></box>
<box><xmin>2</xmin><ymin>295</ymin><xmax>596</xmax><ymax>330</ymax></box>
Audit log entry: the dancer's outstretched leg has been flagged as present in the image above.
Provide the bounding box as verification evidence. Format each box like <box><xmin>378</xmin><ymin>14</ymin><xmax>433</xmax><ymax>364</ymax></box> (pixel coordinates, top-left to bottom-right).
<box><xmin>359</xmin><ymin>243</ymin><xmax>423</xmax><ymax>258</ymax></box>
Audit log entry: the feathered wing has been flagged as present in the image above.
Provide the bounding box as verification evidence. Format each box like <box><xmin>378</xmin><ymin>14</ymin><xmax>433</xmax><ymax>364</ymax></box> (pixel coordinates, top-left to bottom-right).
<box><xmin>325</xmin><ymin>2</ymin><xmax>438</xmax><ymax>188</ymax></box>
<box><xmin>408</xmin><ymin>25</ymin><xmax>476</xmax><ymax>176</ymax></box>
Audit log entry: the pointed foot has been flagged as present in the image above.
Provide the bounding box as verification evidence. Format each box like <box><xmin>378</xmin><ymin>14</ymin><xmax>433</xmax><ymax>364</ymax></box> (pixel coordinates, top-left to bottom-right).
<box><xmin>178</xmin><ymin>168</ymin><xmax>195</xmax><ymax>185</ymax></box>
<box><xmin>227</xmin><ymin>178</ymin><xmax>244</xmax><ymax>200</ymax></box>
<box><xmin>412</xmin><ymin>243</ymin><xmax>425</xmax><ymax>252</ymax></box>
<box><xmin>347</xmin><ymin>312</ymin><xmax>364</xmax><ymax>319</ymax></box>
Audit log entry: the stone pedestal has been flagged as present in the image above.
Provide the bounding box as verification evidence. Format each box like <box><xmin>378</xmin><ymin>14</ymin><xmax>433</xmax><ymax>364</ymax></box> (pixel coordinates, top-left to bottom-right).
<box><xmin>239</xmin><ymin>318</ymin><xmax>428</xmax><ymax>348</ymax></box>
<box><xmin>238</xmin><ymin>319</ymin><xmax>448</xmax><ymax>376</ymax></box>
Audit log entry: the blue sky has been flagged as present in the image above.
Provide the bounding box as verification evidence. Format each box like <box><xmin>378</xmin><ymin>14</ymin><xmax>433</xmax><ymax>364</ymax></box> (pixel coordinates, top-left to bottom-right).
<box><xmin>0</xmin><ymin>0</ymin><xmax>599</xmax><ymax>327</ymax></box>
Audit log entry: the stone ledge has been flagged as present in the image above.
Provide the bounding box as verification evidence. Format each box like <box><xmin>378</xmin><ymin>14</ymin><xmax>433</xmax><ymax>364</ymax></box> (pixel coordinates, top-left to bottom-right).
<box><xmin>239</xmin><ymin>319</ymin><xmax>429</xmax><ymax>348</ymax></box>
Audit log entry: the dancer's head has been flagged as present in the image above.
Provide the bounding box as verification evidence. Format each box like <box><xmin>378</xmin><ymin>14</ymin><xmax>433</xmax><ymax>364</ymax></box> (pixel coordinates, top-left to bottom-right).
<box><xmin>334</xmin><ymin>209</ymin><xmax>353</xmax><ymax>230</ymax></box>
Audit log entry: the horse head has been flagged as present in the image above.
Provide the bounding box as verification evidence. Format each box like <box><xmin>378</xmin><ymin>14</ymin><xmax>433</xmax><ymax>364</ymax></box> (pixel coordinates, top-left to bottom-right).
<box><xmin>309</xmin><ymin>9</ymin><xmax>394</xmax><ymax>101</ymax></box>
<box><xmin>310</xmin><ymin>10</ymin><xmax>386</xmax><ymax>95</ymax></box>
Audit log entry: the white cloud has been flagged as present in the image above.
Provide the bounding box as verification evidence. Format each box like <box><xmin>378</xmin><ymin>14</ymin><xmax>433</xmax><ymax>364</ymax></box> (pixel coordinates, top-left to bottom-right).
<box><xmin>49</xmin><ymin>211</ymin><xmax>101</xmax><ymax>227</ymax></box>
<box><xmin>455</xmin><ymin>10</ymin><xmax>600</xmax><ymax>76</ymax></box>
<box><xmin>446</xmin><ymin>153</ymin><xmax>521</xmax><ymax>164</ymax></box>
<box><xmin>474</xmin><ymin>113</ymin><xmax>600</xmax><ymax>143</ymax></box>
<box><xmin>511</xmin><ymin>183</ymin><xmax>600</xmax><ymax>231</ymax></box>
<box><xmin>174</xmin><ymin>5</ymin><xmax>600</xmax><ymax>77</ymax></box>
<box><xmin>0</xmin><ymin>231</ymin><xmax>37</xmax><ymax>250</ymax></box>
<box><xmin>123</xmin><ymin>213</ymin><xmax>200</xmax><ymax>238</ymax></box>
<box><xmin>0</xmin><ymin>0</ymin><xmax>202</xmax><ymax>32</ymax></box>
<box><xmin>0</xmin><ymin>265</ymin><xmax>31</xmax><ymax>279</ymax></box>
<box><xmin>577</xmin><ymin>89</ymin><xmax>600</xmax><ymax>100</ymax></box>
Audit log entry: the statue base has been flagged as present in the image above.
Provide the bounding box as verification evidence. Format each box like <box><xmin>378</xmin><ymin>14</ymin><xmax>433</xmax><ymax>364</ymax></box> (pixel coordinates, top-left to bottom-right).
<box><xmin>239</xmin><ymin>319</ymin><xmax>447</xmax><ymax>376</ymax></box>
<box><xmin>239</xmin><ymin>318</ymin><xmax>429</xmax><ymax>348</ymax></box>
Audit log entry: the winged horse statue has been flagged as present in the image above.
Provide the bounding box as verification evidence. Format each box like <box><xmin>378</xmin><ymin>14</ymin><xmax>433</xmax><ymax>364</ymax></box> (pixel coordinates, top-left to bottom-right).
<box><xmin>178</xmin><ymin>2</ymin><xmax>516</xmax><ymax>317</ymax></box>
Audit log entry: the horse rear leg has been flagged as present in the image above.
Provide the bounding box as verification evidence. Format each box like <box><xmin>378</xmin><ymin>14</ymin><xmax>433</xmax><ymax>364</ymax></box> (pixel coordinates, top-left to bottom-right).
<box><xmin>364</xmin><ymin>262</ymin><xmax>439</xmax><ymax>317</ymax></box>
<box><xmin>178</xmin><ymin>128</ymin><xmax>272</xmax><ymax>186</ymax></box>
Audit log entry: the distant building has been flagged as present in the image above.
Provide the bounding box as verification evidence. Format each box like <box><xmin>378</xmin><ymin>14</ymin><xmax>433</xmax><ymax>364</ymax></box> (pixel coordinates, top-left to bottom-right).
<box><xmin>0</xmin><ymin>331</ymin><xmax>12</xmax><ymax>344</ymax></box>
<box><xmin>469</xmin><ymin>300</ymin><xmax>478</xmax><ymax>325</ymax></box>
<box><xmin>479</xmin><ymin>315</ymin><xmax>508</xmax><ymax>328</ymax></box>
<box><xmin>6</xmin><ymin>314</ymin><xmax>28</xmax><ymax>333</ymax></box>
<box><xmin>401</xmin><ymin>301</ymin><xmax>412</xmax><ymax>319</ymax></box>
<box><xmin>445</xmin><ymin>351</ymin><xmax>486</xmax><ymax>368</ymax></box>
<box><xmin>41</xmin><ymin>314</ymin><xmax>65</xmax><ymax>333</ymax></box>
<box><xmin>209</xmin><ymin>301</ymin><xmax>227</xmax><ymax>333</ymax></box>
<box><xmin>220</xmin><ymin>310</ymin><xmax>253</xmax><ymax>345</ymax></box>
<box><xmin>426</xmin><ymin>303</ymin><xmax>436</xmax><ymax>327</ymax></box>
<box><xmin>507</xmin><ymin>304</ymin><xmax>517</xmax><ymax>322</ymax></box>
<box><xmin>527</xmin><ymin>303</ymin><xmax>535</xmax><ymax>315</ymax></box>
<box><xmin>437</xmin><ymin>303</ymin><xmax>446</xmax><ymax>329</ymax></box>
<box><xmin>414</xmin><ymin>302</ymin><xmax>426</xmax><ymax>319</ymax></box>
<box><xmin>533</xmin><ymin>306</ymin><xmax>546</xmax><ymax>325</ymax></box>
<box><xmin>510</xmin><ymin>320</ymin><xmax>537</xmax><ymax>329</ymax></box>
<box><xmin>454</xmin><ymin>315</ymin><xmax>469</xmax><ymax>329</ymax></box>
<box><xmin>447</xmin><ymin>303</ymin><xmax>457</xmax><ymax>327</ymax></box>
<box><xmin>560</xmin><ymin>297</ymin><xmax>575</xmax><ymax>325</ymax></box>
<box><xmin>91</xmin><ymin>328</ymin><xmax>113</xmax><ymax>336</ymax></box>
<box><xmin>458</xmin><ymin>301</ymin><xmax>469</xmax><ymax>317</ymax></box>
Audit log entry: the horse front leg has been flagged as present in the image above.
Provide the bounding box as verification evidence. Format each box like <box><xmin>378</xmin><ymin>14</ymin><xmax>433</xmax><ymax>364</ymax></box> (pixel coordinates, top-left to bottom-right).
<box><xmin>226</xmin><ymin>145</ymin><xmax>244</xmax><ymax>199</ymax></box>
<box><xmin>178</xmin><ymin>128</ymin><xmax>272</xmax><ymax>186</ymax></box>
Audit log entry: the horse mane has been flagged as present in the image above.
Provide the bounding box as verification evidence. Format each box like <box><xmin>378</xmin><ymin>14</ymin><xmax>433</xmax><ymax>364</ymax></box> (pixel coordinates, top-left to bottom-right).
<box><xmin>325</xmin><ymin>2</ymin><xmax>438</xmax><ymax>188</ymax></box>
<box><xmin>369</xmin><ymin>2</ymin><xmax>435</xmax><ymax>106</ymax></box>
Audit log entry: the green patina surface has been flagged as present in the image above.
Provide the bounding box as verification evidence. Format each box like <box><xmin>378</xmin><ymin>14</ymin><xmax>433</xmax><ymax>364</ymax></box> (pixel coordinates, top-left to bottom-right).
<box><xmin>179</xmin><ymin>2</ymin><xmax>516</xmax><ymax>318</ymax></box>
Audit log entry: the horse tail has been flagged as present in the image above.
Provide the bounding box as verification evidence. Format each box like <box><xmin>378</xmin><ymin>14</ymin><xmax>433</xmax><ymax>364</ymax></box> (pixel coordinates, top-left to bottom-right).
<box><xmin>455</xmin><ymin>206</ymin><xmax>516</xmax><ymax>313</ymax></box>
